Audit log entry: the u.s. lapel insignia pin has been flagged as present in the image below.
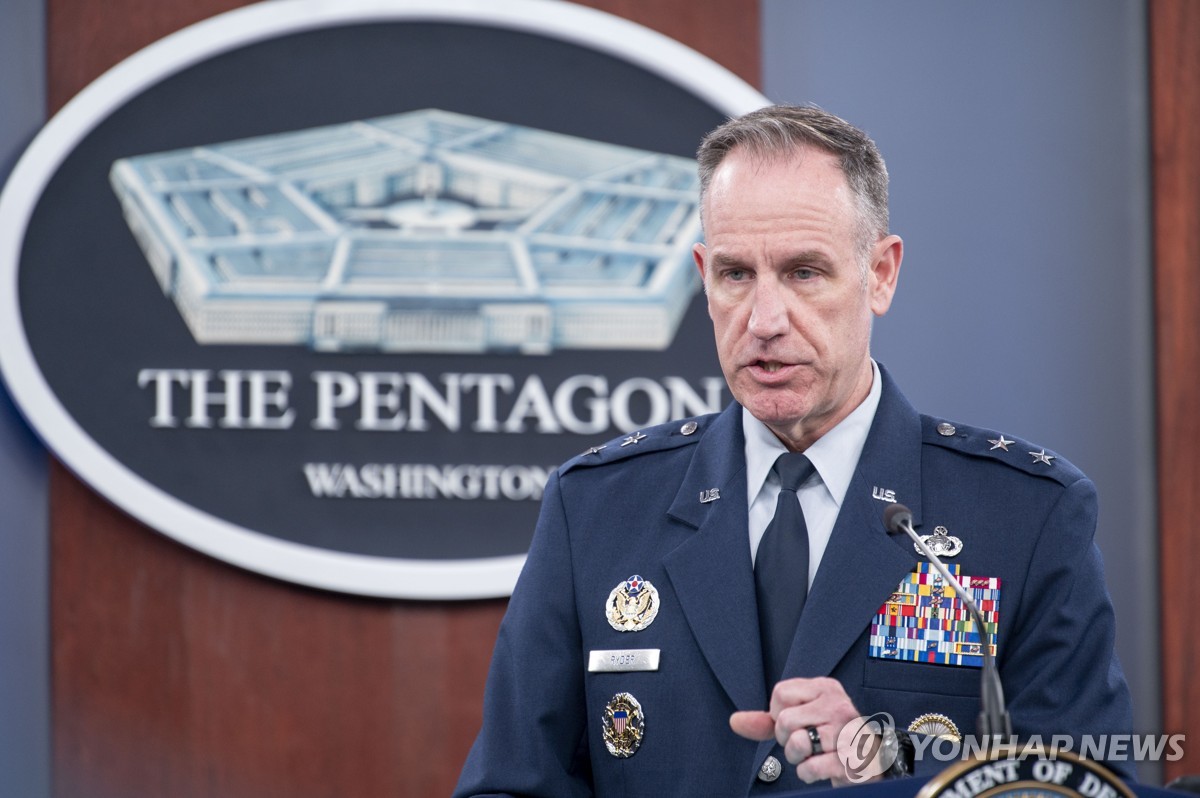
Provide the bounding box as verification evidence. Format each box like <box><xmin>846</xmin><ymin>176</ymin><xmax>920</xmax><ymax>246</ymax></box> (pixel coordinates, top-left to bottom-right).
<box><xmin>602</xmin><ymin>692</ymin><xmax>645</xmax><ymax>757</ymax></box>
<box><xmin>606</xmin><ymin>575</ymin><xmax>660</xmax><ymax>632</ymax></box>
<box><xmin>916</xmin><ymin>525</ymin><xmax>963</xmax><ymax>558</ymax></box>
<box><xmin>872</xmin><ymin>486</ymin><xmax>897</xmax><ymax>502</ymax></box>
<box><xmin>699</xmin><ymin>488</ymin><xmax>720</xmax><ymax>503</ymax></box>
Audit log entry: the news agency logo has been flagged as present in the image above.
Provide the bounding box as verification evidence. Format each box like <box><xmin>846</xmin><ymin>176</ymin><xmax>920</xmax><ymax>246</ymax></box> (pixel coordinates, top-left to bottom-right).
<box><xmin>837</xmin><ymin>712</ymin><xmax>900</xmax><ymax>783</ymax></box>
<box><xmin>836</xmin><ymin>712</ymin><xmax>1186</xmax><ymax>784</ymax></box>
<box><xmin>909</xmin><ymin>733</ymin><xmax>1187</xmax><ymax>765</ymax></box>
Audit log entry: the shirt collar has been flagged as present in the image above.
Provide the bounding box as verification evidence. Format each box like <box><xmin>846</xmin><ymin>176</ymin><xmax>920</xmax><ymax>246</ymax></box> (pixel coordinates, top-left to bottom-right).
<box><xmin>743</xmin><ymin>359</ymin><xmax>883</xmax><ymax>507</ymax></box>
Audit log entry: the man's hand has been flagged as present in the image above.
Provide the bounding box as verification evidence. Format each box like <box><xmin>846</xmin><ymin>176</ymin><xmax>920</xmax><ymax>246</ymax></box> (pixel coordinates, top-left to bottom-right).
<box><xmin>730</xmin><ymin>677</ymin><xmax>873</xmax><ymax>786</ymax></box>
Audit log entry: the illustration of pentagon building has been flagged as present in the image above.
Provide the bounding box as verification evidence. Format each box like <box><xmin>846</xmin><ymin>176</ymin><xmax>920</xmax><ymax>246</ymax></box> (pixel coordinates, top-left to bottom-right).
<box><xmin>109</xmin><ymin>109</ymin><xmax>702</xmax><ymax>353</ymax></box>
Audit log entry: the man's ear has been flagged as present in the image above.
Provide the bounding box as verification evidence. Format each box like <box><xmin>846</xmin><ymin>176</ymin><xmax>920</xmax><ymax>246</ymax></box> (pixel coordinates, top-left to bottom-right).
<box><xmin>693</xmin><ymin>242</ymin><xmax>712</xmax><ymax>307</ymax></box>
<box><xmin>868</xmin><ymin>235</ymin><xmax>903</xmax><ymax>316</ymax></box>
<box><xmin>693</xmin><ymin>242</ymin><xmax>708</xmax><ymax>284</ymax></box>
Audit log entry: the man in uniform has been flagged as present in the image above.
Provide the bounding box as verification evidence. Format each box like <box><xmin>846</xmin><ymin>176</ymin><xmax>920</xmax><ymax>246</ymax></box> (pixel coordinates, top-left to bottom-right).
<box><xmin>455</xmin><ymin>105</ymin><xmax>1133</xmax><ymax>796</ymax></box>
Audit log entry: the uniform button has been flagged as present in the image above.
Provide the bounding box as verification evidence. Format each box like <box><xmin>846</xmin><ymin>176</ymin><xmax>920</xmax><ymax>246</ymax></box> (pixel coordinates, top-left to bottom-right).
<box><xmin>680</xmin><ymin>420</ymin><xmax>698</xmax><ymax>435</ymax></box>
<box><xmin>757</xmin><ymin>755</ymin><xmax>782</xmax><ymax>782</ymax></box>
<box><xmin>937</xmin><ymin>422</ymin><xmax>956</xmax><ymax>437</ymax></box>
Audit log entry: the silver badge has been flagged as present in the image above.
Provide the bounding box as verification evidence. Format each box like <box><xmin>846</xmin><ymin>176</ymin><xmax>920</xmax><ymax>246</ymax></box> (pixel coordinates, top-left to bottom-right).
<box><xmin>699</xmin><ymin>488</ymin><xmax>720</xmax><ymax>503</ymax></box>
<box><xmin>606</xmin><ymin>575</ymin><xmax>661</xmax><ymax>632</ymax></box>
<box><xmin>916</xmin><ymin>525</ymin><xmax>963</xmax><ymax>558</ymax></box>
<box><xmin>758</xmin><ymin>756</ymin><xmax>782</xmax><ymax>783</ymax></box>
<box><xmin>1029</xmin><ymin>449</ymin><xmax>1055</xmax><ymax>466</ymax></box>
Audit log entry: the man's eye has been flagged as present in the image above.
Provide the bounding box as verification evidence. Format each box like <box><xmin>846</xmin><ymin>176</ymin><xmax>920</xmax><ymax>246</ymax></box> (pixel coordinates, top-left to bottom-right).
<box><xmin>725</xmin><ymin>269</ymin><xmax>750</xmax><ymax>281</ymax></box>
<box><xmin>792</xmin><ymin>268</ymin><xmax>816</xmax><ymax>280</ymax></box>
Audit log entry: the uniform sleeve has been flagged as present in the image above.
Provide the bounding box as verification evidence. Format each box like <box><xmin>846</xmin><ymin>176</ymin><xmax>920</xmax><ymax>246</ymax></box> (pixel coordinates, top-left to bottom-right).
<box><xmin>453</xmin><ymin>470</ymin><xmax>594</xmax><ymax>798</ymax></box>
<box><xmin>999</xmin><ymin>476</ymin><xmax>1136</xmax><ymax>780</ymax></box>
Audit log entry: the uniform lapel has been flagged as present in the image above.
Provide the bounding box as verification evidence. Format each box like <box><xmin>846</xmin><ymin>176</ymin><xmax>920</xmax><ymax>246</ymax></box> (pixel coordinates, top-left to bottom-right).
<box><xmin>660</xmin><ymin>369</ymin><xmax>928</xmax><ymax>704</ymax></box>
<box><xmin>785</xmin><ymin>367</ymin><xmax>925</xmax><ymax>678</ymax></box>
<box><xmin>663</xmin><ymin>403</ymin><xmax>767</xmax><ymax>710</ymax></box>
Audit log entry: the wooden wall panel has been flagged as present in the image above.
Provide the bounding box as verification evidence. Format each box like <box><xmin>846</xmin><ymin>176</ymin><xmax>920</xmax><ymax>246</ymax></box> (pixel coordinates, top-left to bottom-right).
<box><xmin>571</xmin><ymin>0</ymin><xmax>760</xmax><ymax>88</ymax></box>
<box><xmin>46</xmin><ymin>1</ymin><xmax>760</xmax><ymax>796</ymax></box>
<box><xmin>1152</xmin><ymin>0</ymin><xmax>1200</xmax><ymax>782</ymax></box>
<box><xmin>52</xmin><ymin>461</ymin><xmax>502</xmax><ymax>797</ymax></box>
<box><xmin>46</xmin><ymin>0</ymin><xmax>250</xmax><ymax>114</ymax></box>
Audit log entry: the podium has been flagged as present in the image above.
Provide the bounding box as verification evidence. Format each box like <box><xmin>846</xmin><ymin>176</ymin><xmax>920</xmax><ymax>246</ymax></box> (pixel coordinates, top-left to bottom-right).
<box><xmin>776</xmin><ymin>776</ymin><xmax>1180</xmax><ymax>798</ymax></box>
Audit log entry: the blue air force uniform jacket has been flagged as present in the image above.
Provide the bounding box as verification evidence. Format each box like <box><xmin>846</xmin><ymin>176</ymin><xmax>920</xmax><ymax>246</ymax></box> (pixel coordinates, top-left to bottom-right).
<box><xmin>455</xmin><ymin>368</ymin><xmax>1133</xmax><ymax>797</ymax></box>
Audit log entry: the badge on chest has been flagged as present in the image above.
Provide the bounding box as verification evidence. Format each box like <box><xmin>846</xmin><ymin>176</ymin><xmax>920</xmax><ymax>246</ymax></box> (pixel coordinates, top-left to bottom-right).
<box><xmin>606</xmin><ymin>574</ymin><xmax>660</xmax><ymax>632</ymax></box>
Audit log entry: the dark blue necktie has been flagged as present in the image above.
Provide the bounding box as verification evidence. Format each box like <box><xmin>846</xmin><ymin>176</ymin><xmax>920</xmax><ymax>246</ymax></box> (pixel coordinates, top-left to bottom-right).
<box><xmin>754</xmin><ymin>453</ymin><xmax>816</xmax><ymax>688</ymax></box>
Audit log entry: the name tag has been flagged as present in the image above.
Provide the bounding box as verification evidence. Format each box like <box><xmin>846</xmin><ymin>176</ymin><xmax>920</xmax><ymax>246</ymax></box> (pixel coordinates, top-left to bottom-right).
<box><xmin>587</xmin><ymin>648</ymin><xmax>661</xmax><ymax>673</ymax></box>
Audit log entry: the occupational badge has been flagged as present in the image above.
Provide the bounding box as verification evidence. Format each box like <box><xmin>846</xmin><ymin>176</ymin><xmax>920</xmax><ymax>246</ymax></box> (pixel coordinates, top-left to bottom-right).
<box><xmin>908</xmin><ymin>713</ymin><xmax>961</xmax><ymax>742</ymax></box>
<box><xmin>916</xmin><ymin>525</ymin><xmax>963</xmax><ymax>558</ymax></box>
<box><xmin>602</xmin><ymin>692</ymin><xmax>645</xmax><ymax>757</ymax></box>
<box><xmin>606</xmin><ymin>575</ymin><xmax>660</xmax><ymax>632</ymax></box>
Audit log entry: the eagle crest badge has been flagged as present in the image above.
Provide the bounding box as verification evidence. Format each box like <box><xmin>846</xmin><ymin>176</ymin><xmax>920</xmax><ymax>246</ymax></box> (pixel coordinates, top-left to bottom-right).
<box><xmin>602</xmin><ymin>692</ymin><xmax>645</xmax><ymax>757</ymax></box>
<box><xmin>605</xmin><ymin>574</ymin><xmax>660</xmax><ymax>632</ymax></box>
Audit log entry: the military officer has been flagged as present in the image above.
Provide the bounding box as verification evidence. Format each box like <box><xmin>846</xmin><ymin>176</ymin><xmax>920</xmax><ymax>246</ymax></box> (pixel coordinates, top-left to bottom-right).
<box><xmin>454</xmin><ymin>105</ymin><xmax>1133</xmax><ymax>796</ymax></box>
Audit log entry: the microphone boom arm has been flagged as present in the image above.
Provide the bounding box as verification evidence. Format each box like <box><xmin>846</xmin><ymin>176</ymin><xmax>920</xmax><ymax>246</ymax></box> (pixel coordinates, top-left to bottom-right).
<box><xmin>883</xmin><ymin>504</ymin><xmax>1013</xmax><ymax>741</ymax></box>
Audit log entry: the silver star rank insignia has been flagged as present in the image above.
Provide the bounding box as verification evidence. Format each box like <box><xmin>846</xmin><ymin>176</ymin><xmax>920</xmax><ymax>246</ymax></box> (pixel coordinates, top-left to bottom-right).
<box><xmin>1029</xmin><ymin>449</ymin><xmax>1055</xmax><ymax>466</ymax></box>
<box><xmin>620</xmin><ymin>432</ymin><xmax>647</xmax><ymax>447</ymax></box>
<box><xmin>988</xmin><ymin>436</ymin><xmax>1013</xmax><ymax>451</ymax></box>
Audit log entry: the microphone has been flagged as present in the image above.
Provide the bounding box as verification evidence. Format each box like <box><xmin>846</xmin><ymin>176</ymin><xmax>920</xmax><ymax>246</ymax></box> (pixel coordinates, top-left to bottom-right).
<box><xmin>883</xmin><ymin>504</ymin><xmax>1013</xmax><ymax>740</ymax></box>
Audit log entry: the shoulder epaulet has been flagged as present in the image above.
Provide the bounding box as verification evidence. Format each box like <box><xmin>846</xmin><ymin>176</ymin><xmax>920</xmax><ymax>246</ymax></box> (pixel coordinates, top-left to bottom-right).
<box><xmin>920</xmin><ymin>415</ymin><xmax>1086</xmax><ymax>487</ymax></box>
<box><xmin>559</xmin><ymin>414</ymin><xmax>713</xmax><ymax>476</ymax></box>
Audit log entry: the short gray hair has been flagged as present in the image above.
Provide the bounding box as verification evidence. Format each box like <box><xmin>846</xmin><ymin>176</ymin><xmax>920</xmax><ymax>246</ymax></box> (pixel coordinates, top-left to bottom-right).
<box><xmin>696</xmin><ymin>104</ymin><xmax>890</xmax><ymax>252</ymax></box>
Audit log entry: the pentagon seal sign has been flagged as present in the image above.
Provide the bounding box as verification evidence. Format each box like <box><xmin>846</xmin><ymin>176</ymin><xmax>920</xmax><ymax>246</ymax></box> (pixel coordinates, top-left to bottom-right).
<box><xmin>606</xmin><ymin>575</ymin><xmax>660</xmax><ymax>632</ymax></box>
<box><xmin>0</xmin><ymin>0</ymin><xmax>767</xmax><ymax>600</ymax></box>
<box><xmin>602</xmin><ymin>692</ymin><xmax>645</xmax><ymax>758</ymax></box>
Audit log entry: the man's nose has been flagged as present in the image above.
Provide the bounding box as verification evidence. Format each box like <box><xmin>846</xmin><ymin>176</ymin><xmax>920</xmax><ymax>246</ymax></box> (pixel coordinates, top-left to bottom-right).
<box><xmin>747</xmin><ymin>279</ymin><xmax>790</xmax><ymax>340</ymax></box>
